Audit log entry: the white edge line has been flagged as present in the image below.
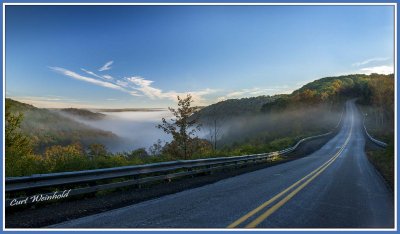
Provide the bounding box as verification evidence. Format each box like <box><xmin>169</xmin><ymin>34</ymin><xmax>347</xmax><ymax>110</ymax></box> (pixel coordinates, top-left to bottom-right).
<box><xmin>2</xmin><ymin>2</ymin><xmax>397</xmax><ymax>232</ymax></box>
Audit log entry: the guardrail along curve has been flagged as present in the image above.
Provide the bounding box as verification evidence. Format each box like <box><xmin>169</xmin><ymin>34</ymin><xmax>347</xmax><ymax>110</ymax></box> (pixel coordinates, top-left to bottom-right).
<box><xmin>357</xmin><ymin>105</ymin><xmax>388</xmax><ymax>148</ymax></box>
<box><xmin>362</xmin><ymin>118</ymin><xmax>388</xmax><ymax>148</ymax></box>
<box><xmin>5</xmin><ymin>108</ymin><xmax>345</xmax><ymax>207</ymax></box>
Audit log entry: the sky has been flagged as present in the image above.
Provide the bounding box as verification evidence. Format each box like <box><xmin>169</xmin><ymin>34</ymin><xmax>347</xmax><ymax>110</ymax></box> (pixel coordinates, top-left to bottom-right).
<box><xmin>5</xmin><ymin>5</ymin><xmax>395</xmax><ymax>108</ymax></box>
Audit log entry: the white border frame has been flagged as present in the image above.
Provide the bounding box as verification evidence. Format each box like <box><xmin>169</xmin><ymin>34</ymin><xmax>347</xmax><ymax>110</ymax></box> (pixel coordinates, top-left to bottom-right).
<box><xmin>2</xmin><ymin>2</ymin><xmax>397</xmax><ymax>232</ymax></box>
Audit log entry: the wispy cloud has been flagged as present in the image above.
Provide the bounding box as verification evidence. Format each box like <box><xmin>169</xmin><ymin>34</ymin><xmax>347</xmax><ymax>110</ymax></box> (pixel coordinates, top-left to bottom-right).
<box><xmin>50</xmin><ymin>64</ymin><xmax>214</xmax><ymax>104</ymax></box>
<box><xmin>116</xmin><ymin>80</ymin><xmax>129</xmax><ymax>87</ymax></box>
<box><xmin>217</xmin><ymin>86</ymin><xmax>292</xmax><ymax>102</ymax></box>
<box><xmin>81</xmin><ymin>68</ymin><xmax>114</xmax><ymax>81</ymax></box>
<box><xmin>81</xmin><ymin>68</ymin><xmax>103</xmax><ymax>79</ymax></box>
<box><xmin>334</xmin><ymin>64</ymin><xmax>394</xmax><ymax>77</ymax></box>
<box><xmin>360</xmin><ymin>65</ymin><xmax>393</xmax><ymax>75</ymax></box>
<box><xmin>51</xmin><ymin>67</ymin><xmax>126</xmax><ymax>91</ymax></box>
<box><xmin>51</xmin><ymin>63</ymin><xmax>299</xmax><ymax>106</ymax></box>
<box><xmin>126</xmin><ymin>76</ymin><xmax>216</xmax><ymax>105</ymax></box>
<box><xmin>99</xmin><ymin>61</ymin><xmax>113</xmax><ymax>71</ymax></box>
<box><xmin>352</xmin><ymin>57</ymin><xmax>389</xmax><ymax>67</ymax></box>
<box><xmin>103</xmin><ymin>75</ymin><xmax>113</xmax><ymax>80</ymax></box>
<box><xmin>127</xmin><ymin>77</ymin><xmax>163</xmax><ymax>99</ymax></box>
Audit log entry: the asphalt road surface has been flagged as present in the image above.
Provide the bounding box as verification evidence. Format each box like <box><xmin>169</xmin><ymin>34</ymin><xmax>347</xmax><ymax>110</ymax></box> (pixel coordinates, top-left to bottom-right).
<box><xmin>51</xmin><ymin>100</ymin><xmax>394</xmax><ymax>229</ymax></box>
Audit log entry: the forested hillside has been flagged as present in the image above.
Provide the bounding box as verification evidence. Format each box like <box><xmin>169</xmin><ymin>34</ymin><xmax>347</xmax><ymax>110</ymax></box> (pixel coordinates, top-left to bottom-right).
<box><xmin>59</xmin><ymin>108</ymin><xmax>106</xmax><ymax>120</ymax></box>
<box><xmin>261</xmin><ymin>74</ymin><xmax>392</xmax><ymax>112</ymax></box>
<box><xmin>192</xmin><ymin>95</ymin><xmax>280</xmax><ymax>122</ymax></box>
<box><xmin>6</xmin><ymin>99</ymin><xmax>118</xmax><ymax>152</ymax></box>
<box><xmin>195</xmin><ymin>73</ymin><xmax>393</xmax><ymax>135</ymax></box>
<box><xmin>196</xmin><ymin>74</ymin><xmax>393</xmax><ymax>167</ymax></box>
<box><xmin>5</xmin><ymin>73</ymin><xmax>394</xmax><ymax>178</ymax></box>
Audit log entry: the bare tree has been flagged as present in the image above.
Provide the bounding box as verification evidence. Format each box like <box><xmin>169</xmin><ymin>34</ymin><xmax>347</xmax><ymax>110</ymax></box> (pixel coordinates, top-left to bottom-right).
<box><xmin>206</xmin><ymin>105</ymin><xmax>224</xmax><ymax>151</ymax></box>
<box><xmin>148</xmin><ymin>139</ymin><xmax>163</xmax><ymax>156</ymax></box>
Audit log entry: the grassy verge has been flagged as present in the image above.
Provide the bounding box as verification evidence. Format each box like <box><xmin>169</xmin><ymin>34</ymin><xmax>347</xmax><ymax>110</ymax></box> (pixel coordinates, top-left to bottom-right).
<box><xmin>365</xmin><ymin>141</ymin><xmax>394</xmax><ymax>190</ymax></box>
<box><xmin>358</xmin><ymin>104</ymin><xmax>394</xmax><ymax>190</ymax></box>
<box><xmin>6</xmin><ymin>133</ymin><xmax>333</xmax><ymax>228</ymax></box>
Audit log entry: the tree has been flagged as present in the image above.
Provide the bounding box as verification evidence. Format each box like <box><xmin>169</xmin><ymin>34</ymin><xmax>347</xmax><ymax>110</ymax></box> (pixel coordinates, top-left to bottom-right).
<box><xmin>5</xmin><ymin>102</ymin><xmax>35</xmax><ymax>176</ymax></box>
<box><xmin>43</xmin><ymin>143</ymin><xmax>87</xmax><ymax>173</ymax></box>
<box><xmin>206</xmin><ymin>105</ymin><xmax>224</xmax><ymax>151</ymax></box>
<box><xmin>126</xmin><ymin>148</ymin><xmax>148</xmax><ymax>160</ymax></box>
<box><xmin>88</xmin><ymin>143</ymin><xmax>108</xmax><ymax>159</ymax></box>
<box><xmin>5</xmin><ymin>103</ymin><xmax>32</xmax><ymax>156</ymax></box>
<box><xmin>157</xmin><ymin>94</ymin><xmax>201</xmax><ymax>159</ymax></box>
<box><xmin>368</xmin><ymin>75</ymin><xmax>394</xmax><ymax>128</ymax></box>
<box><xmin>148</xmin><ymin>139</ymin><xmax>164</xmax><ymax>156</ymax></box>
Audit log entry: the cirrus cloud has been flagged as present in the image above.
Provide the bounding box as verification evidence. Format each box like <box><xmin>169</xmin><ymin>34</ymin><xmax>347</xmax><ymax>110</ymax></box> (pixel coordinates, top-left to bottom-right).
<box><xmin>360</xmin><ymin>65</ymin><xmax>393</xmax><ymax>75</ymax></box>
<box><xmin>49</xmin><ymin>64</ymin><xmax>216</xmax><ymax>105</ymax></box>
<box><xmin>352</xmin><ymin>57</ymin><xmax>390</xmax><ymax>67</ymax></box>
<box><xmin>99</xmin><ymin>61</ymin><xmax>114</xmax><ymax>71</ymax></box>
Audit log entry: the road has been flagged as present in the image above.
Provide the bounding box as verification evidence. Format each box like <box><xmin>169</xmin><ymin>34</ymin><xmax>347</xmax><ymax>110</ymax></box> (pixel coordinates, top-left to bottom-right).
<box><xmin>51</xmin><ymin>100</ymin><xmax>394</xmax><ymax>228</ymax></box>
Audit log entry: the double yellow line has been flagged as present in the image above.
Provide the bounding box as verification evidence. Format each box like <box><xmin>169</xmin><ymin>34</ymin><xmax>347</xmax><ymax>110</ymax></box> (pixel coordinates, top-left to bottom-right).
<box><xmin>228</xmin><ymin>115</ymin><xmax>353</xmax><ymax>228</ymax></box>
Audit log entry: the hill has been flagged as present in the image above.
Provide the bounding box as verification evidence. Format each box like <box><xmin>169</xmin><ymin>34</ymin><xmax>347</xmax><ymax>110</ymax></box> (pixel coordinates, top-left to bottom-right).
<box><xmin>194</xmin><ymin>73</ymin><xmax>393</xmax><ymax>148</ymax></box>
<box><xmin>60</xmin><ymin>108</ymin><xmax>106</xmax><ymax>120</ymax></box>
<box><xmin>262</xmin><ymin>73</ymin><xmax>393</xmax><ymax>112</ymax></box>
<box><xmin>192</xmin><ymin>95</ymin><xmax>280</xmax><ymax>123</ymax></box>
<box><xmin>195</xmin><ymin>73</ymin><xmax>393</xmax><ymax>119</ymax></box>
<box><xmin>5</xmin><ymin>99</ymin><xmax>118</xmax><ymax>152</ymax></box>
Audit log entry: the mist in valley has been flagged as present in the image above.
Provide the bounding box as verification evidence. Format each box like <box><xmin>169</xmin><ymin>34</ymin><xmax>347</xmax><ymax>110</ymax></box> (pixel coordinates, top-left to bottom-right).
<box><xmin>59</xmin><ymin>103</ymin><xmax>342</xmax><ymax>154</ymax></box>
<box><xmin>199</xmin><ymin>104</ymin><xmax>342</xmax><ymax>149</ymax></box>
<box><xmin>60</xmin><ymin>110</ymin><xmax>174</xmax><ymax>153</ymax></box>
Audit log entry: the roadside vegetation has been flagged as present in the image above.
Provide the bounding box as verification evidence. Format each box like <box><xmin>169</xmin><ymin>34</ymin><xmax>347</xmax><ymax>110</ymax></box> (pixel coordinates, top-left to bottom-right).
<box><xmin>356</xmin><ymin>74</ymin><xmax>394</xmax><ymax>189</ymax></box>
<box><xmin>5</xmin><ymin>73</ymin><xmax>394</xmax><ymax>178</ymax></box>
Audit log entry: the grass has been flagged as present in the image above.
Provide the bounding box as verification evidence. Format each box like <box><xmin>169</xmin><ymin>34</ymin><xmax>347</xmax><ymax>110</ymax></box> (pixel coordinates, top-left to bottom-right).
<box><xmin>365</xmin><ymin>141</ymin><xmax>394</xmax><ymax>190</ymax></box>
<box><xmin>357</xmin><ymin>104</ymin><xmax>394</xmax><ymax>190</ymax></box>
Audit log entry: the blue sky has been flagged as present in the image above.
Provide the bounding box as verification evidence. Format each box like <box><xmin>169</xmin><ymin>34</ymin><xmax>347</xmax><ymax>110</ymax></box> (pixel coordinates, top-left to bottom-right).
<box><xmin>6</xmin><ymin>5</ymin><xmax>394</xmax><ymax>108</ymax></box>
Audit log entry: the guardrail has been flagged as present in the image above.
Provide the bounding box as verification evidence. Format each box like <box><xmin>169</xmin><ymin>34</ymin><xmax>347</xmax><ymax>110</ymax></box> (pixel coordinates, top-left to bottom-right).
<box><xmin>357</xmin><ymin>105</ymin><xmax>388</xmax><ymax>148</ymax></box>
<box><xmin>5</xmin><ymin>109</ymin><xmax>344</xmax><ymax>208</ymax></box>
<box><xmin>362</xmin><ymin>116</ymin><xmax>388</xmax><ymax>148</ymax></box>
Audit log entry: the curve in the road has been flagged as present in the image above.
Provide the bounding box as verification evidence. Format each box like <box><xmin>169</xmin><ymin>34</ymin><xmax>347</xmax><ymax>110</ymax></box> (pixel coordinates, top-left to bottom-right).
<box><xmin>50</xmin><ymin>100</ymin><xmax>394</xmax><ymax>229</ymax></box>
<box><xmin>229</xmin><ymin>113</ymin><xmax>353</xmax><ymax>228</ymax></box>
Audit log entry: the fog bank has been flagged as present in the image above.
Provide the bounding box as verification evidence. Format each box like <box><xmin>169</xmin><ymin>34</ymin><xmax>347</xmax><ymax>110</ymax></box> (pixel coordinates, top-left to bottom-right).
<box><xmin>67</xmin><ymin>111</ymin><xmax>174</xmax><ymax>153</ymax></box>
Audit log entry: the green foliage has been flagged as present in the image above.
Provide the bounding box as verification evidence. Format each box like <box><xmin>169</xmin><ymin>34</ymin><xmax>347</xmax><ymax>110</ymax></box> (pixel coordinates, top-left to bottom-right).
<box><xmin>355</xmin><ymin>74</ymin><xmax>394</xmax><ymax>188</ymax></box>
<box><xmin>193</xmin><ymin>95</ymin><xmax>280</xmax><ymax>121</ymax></box>
<box><xmin>157</xmin><ymin>94</ymin><xmax>202</xmax><ymax>159</ymax></box>
<box><xmin>367</xmin><ymin>74</ymin><xmax>394</xmax><ymax>129</ymax></box>
<box><xmin>148</xmin><ymin>139</ymin><xmax>164</xmax><ymax>156</ymax></box>
<box><xmin>358</xmin><ymin>74</ymin><xmax>394</xmax><ymax>141</ymax></box>
<box><xmin>88</xmin><ymin>143</ymin><xmax>109</xmax><ymax>159</ymax></box>
<box><xmin>125</xmin><ymin>148</ymin><xmax>149</xmax><ymax>160</ymax></box>
<box><xmin>5</xmin><ymin>73</ymin><xmax>394</xmax><ymax>178</ymax></box>
<box><xmin>366</xmin><ymin>139</ymin><xmax>394</xmax><ymax>189</ymax></box>
<box><xmin>162</xmin><ymin>137</ymin><xmax>213</xmax><ymax>160</ymax></box>
<box><xmin>43</xmin><ymin>143</ymin><xmax>89</xmax><ymax>173</ymax></box>
<box><xmin>5</xmin><ymin>98</ymin><xmax>118</xmax><ymax>152</ymax></box>
<box><xmin>5</xmin><ymin>100</ymin><xmax>36</xmax><ymax>176</ymax></box>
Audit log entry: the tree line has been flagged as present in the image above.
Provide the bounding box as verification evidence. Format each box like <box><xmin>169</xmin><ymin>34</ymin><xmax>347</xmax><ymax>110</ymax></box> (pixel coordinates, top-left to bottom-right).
<box><xmin>5</xmin><ymin>73</ymin><xmax>394</xmax><ymax>177</ymax></box>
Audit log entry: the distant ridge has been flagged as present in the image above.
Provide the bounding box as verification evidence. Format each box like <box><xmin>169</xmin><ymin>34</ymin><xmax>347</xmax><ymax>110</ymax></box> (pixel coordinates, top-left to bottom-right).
<box><xmin>94</xmin><ymin>108</ymin><xmax>167</xmax><ymax>112</ymax></box>
<box><xmin>60</xmin><ymin>108</ymin><xmax>106</xmax><ymax>120</ymax></box>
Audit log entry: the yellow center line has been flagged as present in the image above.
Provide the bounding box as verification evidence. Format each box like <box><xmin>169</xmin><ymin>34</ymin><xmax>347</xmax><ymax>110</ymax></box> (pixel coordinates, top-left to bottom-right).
<box><xmin>228</xmin><ymin>113</ymin><xmax>354</xmax><ymax>229</ymax></box>
<box><xmin>245</xmin><ymin>115</ymin><xmax>353</xmax><ymax>228</ymax></box>
<box><xmin>227</xmin><ymin>152</ymin><xmax>338</xmax><ymax>228</ymax></box>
